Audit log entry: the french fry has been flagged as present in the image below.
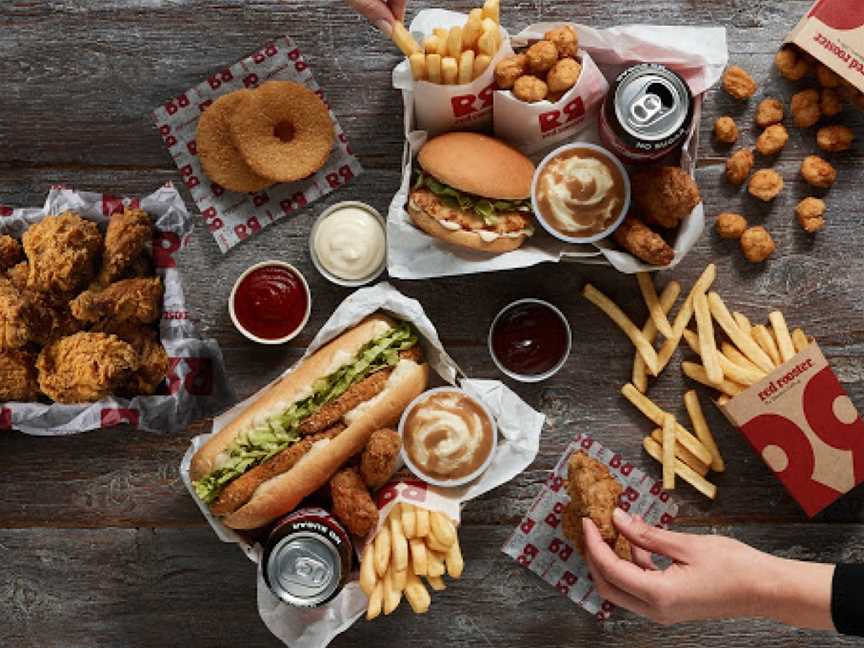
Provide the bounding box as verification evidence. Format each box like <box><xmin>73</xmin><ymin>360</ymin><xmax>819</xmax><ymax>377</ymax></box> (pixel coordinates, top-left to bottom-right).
<box><xmin>643</xmin><ymin>436</ymin><xmax>717</xmax><ymax>499</ymax></box>
<box><xmin>404</xmin><ymin>571</ymin><xmax>431</xmax><ymax>614</ymax></box>
<box><xmin>752</xmin><ymin>324</ymin><xmax>781</xmax><ymax>367</ymax></box>
<box><xmin>422</xmin><ymin>36</ymin><xmax>439</xmax><ymax>55</ymax></box>
<box><xmin>661</xmin><ymin>413</ymin><xmax>676</xmax><ymax>490</ymax></box>
<box><xmin>360</xmin><ymin>545</ymin><xmax>377</xmax><ymax>596</ymax></box>
<box><xmin>433</xmin><ymin>27</ymin><xmax>450</xmax><ymax>56</ymax></box>
<box><xmin>426</xmin><ymin>575</ymin><xmax>447</xmax><ymax>591</ymax></box>
<box><xmin>415</xmin><ymin>508</ymin><xmax>430</xmax><ymax>537</ymax></box>
<box><xmin>472</xmin><ymin>54</ymin><xmax>491</xmax><ymax>79</ymax></box>
<box><xmin>682</xmin><ymin>361</ymin><xmax>745</xmax><ymax>397</ymax></box>
<box><xmin>425</xmin><ymin>534</ymin><xmax>451</xmax><ymax>554</ymax></box>
<box><xmin>409</xmin><ymin>537</ymin><xmax>428</xmax><ymax>576</ymax></box>
<box><xmin>366</xmin><ymin>581</ymin><xmax>383</xmax><ymax>620</ymax></box>
<box><xmin>390</xmin><ymin>512</ymin><xmax>409</xmax><ymax>572</ymax></box>
<box><xmin>373</xmin><ymin>523</ymin><xmax>391</xmax><ymax>578</ymax></box>
<box><xmin>720</xmin><ymin>341</ymin><xmax>763</xmax><ymax>374</ymax></box>
<box><xmin>792</xmin><ymin>328</ymin><xmax>810</xmax><ymax>353</ymax></box>
<box><xmin>408</xmin><ymin>53</ymin><xmax>426</xmax><ymax>81</ymax></box>
<box><xmin>441</xmin><ymin>56</ymin><xmax>459</xmax><ymax>84</ymax></box>
<box><xmin>657</xmin><ymin>264</ymin><xmax>717</xmax><ymax>372</ymax></box>
<box><xmin>429</xmin><ymin>512</ymin><xmax>456</xmax><ymax>548</ymax></box>
<box><xmin>707</xmin><ymin>292</ymin><xmax>775</xmax><ymax>373</ymax></box>
<box><xmin>393</xmin><ymin>569</ymin><xmax>407</xmax><ymax>592</ymax></box>
<box><xmin>733</xmin><ymin>311</ymin><xmax>752</xmax><ymax>338</ymax></box>
<box><xmin>482</xmin><ymin>0</ymin><xmax>500</xmax><ymax>24</ymax></box>
<box><xmin>649</xmin><ymin>428</ymin><xmax>710</xmax><ymax>476</ymax></box>
<box><xmin>477</xmin><ymin>24</ymin><xmax>498</xmax><ymax>57</ymax></box>
<box><xmin>584</xmin><ymin>284</ymin><xmax>659</xmax><ymax>376</ymax></box>
<box><xmin>620</xmin><ymin>383</ymin><xmax>712</xmax><ymax>465</ymax></box>
<box><xmin>683</xmin><ymin>389</ymin><xmax>725</xmax><ymax>473</ymax></box>
<box><xmin>694</xmin><ymin>291</ymin><xmax>723</xmax><ymax>386</ymax></box>
<box><xmin>458</xmin><ymin>50</ymin><xmax>475</xmax><ymax>84</ymax></box>
<box><xmin>716</xmin><ymin>394</ymin><xmax>730</xmax><ymax>406</ymax></box>
<box><xmin>768</xmin><ymin>311</ymin><xmax>796</xmax><ymax>363</ymax></box>
<box><xmin>637</xmin><ymin>273</ymin><xmax>674</xmax><ymax>339</ymax></box>
<box><xmin>426</xmin><ymin>54</ymin><xmax>442</xmax><ymax>83</ymax></box>
<box><xmin>427</xmin><ymin>550</ymin><xmax>446</xmax><ymax>578</ymax></box>
<box><xmin>463</xmin><ymin>12</ymin><xmax>483</xmax><ymax>50</ymax></box>
<box><xmin>401</xmin><ymin>503</ymin><xmax>417</xmax><ymax>539</ymax></box>
<box><xmin>683</xmin><ymin>329</ymin><xmax>764</xmax><ymax>386</ymax></box>
<box><xmin>383</xmin><ymin>567</ymin><xmax>402</xmax><ymax>615</ymax></box>
<box><xmin>391</xmin><ymin>21</ymin><xmax>421</xmax><ymax>56</ymax></box>
<box><xmin>633</xmin><ymin>281</ymin><xmax>680</xmax><ymax>393</ymax></box>
<box><xmin>447</xmin><ymin>26</ymin><xmax>463</xmax><ymax>58</ymax></box>
<box><xmin>445</xmin><ymin>537</ymin><xmax>464</xmax><ymax>578</ymax></box>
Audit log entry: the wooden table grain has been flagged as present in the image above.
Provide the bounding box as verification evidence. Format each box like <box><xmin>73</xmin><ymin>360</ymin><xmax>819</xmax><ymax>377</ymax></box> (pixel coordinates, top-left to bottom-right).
<box><xmin>3</xmin><ymin>1</ymin><xmax>864</xmax><ymax>646</ymax></box>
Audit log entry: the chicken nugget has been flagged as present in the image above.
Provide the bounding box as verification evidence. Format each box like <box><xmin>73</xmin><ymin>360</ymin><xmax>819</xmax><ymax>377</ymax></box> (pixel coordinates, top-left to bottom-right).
<box><xmin>816</xmin><ymin>64</ymin><xmax>841</xmax><ymax>89</ymax></box>
<box><xmin>361</xmin><ymin>428</ymin><xmax>402</xmax><ymax>490</ymax></box>
<box><xmin>544</xmin><ymin>25</ymin><xmax>578</xmax><ymax>58</ymax></box>
<box><xmin>632</xmin><ymin>166</ymin><xmax>701</xmax><ymax>228</ymax></box>
<box><xmin>725</xmin><ymin>147</ymin><xmax>754</xmax><ymax>186</ymax></box>
<box><xmin>547</xmin><ymin>58</ymin><xmax>581</xmax><ymax>93</ymax></box>
<box><xmin>330</xmin><ymin>467</ymin><xmax>378</xmax><ymax>537</ymax></box>
<box><xmin>774</xmin><ymin>47</ymin><xmax>810</xmax><ymax>81</ymax></box>
<box><xmin>525</xmin><ymin>40</ymin><xmax>558</xmax><ymax>74</ymax></box>
<box><xmin>791</xmin><ymin>89</ymin><xmax>821</xmax><ymax>128</ymax></box>
<box><xmin>494</xmin><ymin>54</ymin><xmax>528</xmax><ymax>90</ymax></box>
<box><xmin>723</xmin><ymin>65</ymin><xmax>757</xmax><ymax>100</ymax></box>
<box><xmin>748</xmin><ymin>169</ymin><xmax>784</xmax><ymax>202</ymax></box>
<box><xmin>0</xmin><ymin>235</ymin><xmax>22</xmax><ymax>273</ymax></box>
<box><xmin>795</xmin><ymin>197</ymin><xmax>826</xmax><ymax>234</ymax></box>
<box><xmin>800</xmin><ymin>155</ymin><xmax>837</xmax><ymax>188</ymax></box>
<box><xmin>612</xmin><ymin>216</ymin><xmax>674</xmax><ymax>266</ymax></box>
<box><xmin>756</xmin><ymin>124</ymin><xmax>789</xmax><ymax>156</ymax></box>
<box><xmin>713</xmin><ymin>116</ymin><xmax>738</xmax><ymax>144</ymax></box>
<box><xmin>740</xmin><ymin>226</ymin><xmax>776</xmax><ymax>263</ymax></box>
<box><xmin>816</xmin><ymin>125</ymin><xmax>854</xmax><ymax>153</ymax></box>
<box><xmin>715</xmin><ymin>212</ymin><xmax>748</xmax><ymax>240</ymax></box>
<box><xmin>755</xmin><ymin>98</ymin><xmax>784</xmax><ymax>128</ymax></box>
<box><xmin>512</xmin><ymin>75</ymin><xmax>548</xmax><ymax>102</ymax></box>
<box><xmin>820</xmin><ymin>88</ymin><xmax>843</xmax><ymax>118</ymax></box>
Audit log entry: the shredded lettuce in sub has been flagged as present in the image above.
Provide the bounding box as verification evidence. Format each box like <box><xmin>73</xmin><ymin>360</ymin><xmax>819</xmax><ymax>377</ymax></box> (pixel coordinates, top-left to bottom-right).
<box><xmin>194</xmin><ymin>321</ymin><xmax>418</xmax><ymax>503</ymax></box>
<box><xmin>413</xmin><ymin>170</ymin><xmax>532</xmax><ymax>227</ymax></box>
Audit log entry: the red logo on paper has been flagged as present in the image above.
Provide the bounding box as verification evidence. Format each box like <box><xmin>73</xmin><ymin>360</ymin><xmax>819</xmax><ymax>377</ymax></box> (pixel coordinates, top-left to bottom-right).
<box><xmin>810</xmin><ymin>0</ymin><xmax>864</xmax><ymax>31</ymax></box>
<box><xmin>0</xmin><ymin>206</ymin><xmax>12</xmax><ymax>217</ymax></box>
<box><xmin>280</xmin><ymin>192</ymin><xmax>307</xmax><ymax>215</ymax></box>
<box><xmin>539</xmin><ymin>96</ymin><xmax>586</xmax><ymax>133</ymax></box>
<box><xmin>0</xmin><ymin>408</ymin><xmax>11</xmax><ymax>429</ymax></box>
<box><xmin>325</xmin><ymin>165</ymin><xmax>354</xmax><ymax>189</ymax></box>
<box><xmin>516</xmin><ymin>543</ymin><xmax>538</xmax><ymax>566</ymax></box>
<box><xmin>153</xmin><ymin>230</ymin><xmax>181</xmax><ymax>269</ymax></box>
<box><xmin>287</xmin><ymin>48</ymin><xmax>308</xmax><ymax>72</ymax></box>
<box><xmin>451</xmin><ymin>82</ymin><xmax>494</xmax><ymax>118</ymax></box>
<box><xmin>243</xmin><ymin>73</ymin><xmax>259</xmax><ymax>88</ymax></box>
<box><xmin>234</xmin><ymin>216</ymin><xmax>262</xmax><ymax>241</ymax></box>
<box><xmin>102</xmin><ymin>196</ymin><xmax>139</xmax><ymax>217</ymax></box>
<box><xmin>101</xmin><ymin>408</ymin><xmax>139</xmax><ymax>428</ymax></box>
<box><xmin>201</xmin><ymin>207</ymin><xmax>223</xmax><ymax>233</ymax></box>
<box><xmin>520</xmin><ymin>517</ymin><xmax>535</xmax><ymax>534</ymax></box>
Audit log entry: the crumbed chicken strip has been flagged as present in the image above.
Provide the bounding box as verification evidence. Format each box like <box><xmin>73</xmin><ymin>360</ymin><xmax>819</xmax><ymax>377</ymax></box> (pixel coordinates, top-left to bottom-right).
<box><xmin>93</xmin><ymin>322</ymin><xmax>168</xmax><ymax>395</ymax></box>
<box><xmin>0</xmin><ymin>235</ymin><xmax>23</xmax><ymax>272</ymax></box>
<box><xmin>330</xmin><ymin>466</ymin><xmax>378</xmax><ymax>537</ymax></box>
<box><xmin>0</xmin><ymin>349</ymin><xmax>39</xmax><ymax>402</ymax></box>
<box><xmin>0</xmin><ymin>278</ymin><xmax>31</xmax><ymax>351</ymax></box>
<box><xmin>210</xmin><ymin>425</ymin><xmax>346</xmax><ymax>516</ymax></box>
<box><xmin>409</xmin><ymin>187</ymin><xmax>532</xmax><ymax>234</ymax></box>
<box><xmin>361</xmin><ymin>428</ymin><xmax>402</xmax><ymax>489</ymax></box>
<box><xmin>613</xmin><ymin>216</ymin><xmax>674</xmax><ymax>266</ymax></box>
<box><xmin>96</xmin><ymin>208</ymin><xmax>154</xmax><ymax>286</ymax></box>
<box><xmin>298</xmin><ymin>369</ymin><xmax>391</xmax><ymax>436</ymax></box>
<box><xmin>70</xmin><ymin>277</ymin><xmax>163</xmax><ymax>325</ymax></box>
<box><xmin>23</xmin><ymin>212</ymin><xmax>103</xmax><ymax>293</ymax></box>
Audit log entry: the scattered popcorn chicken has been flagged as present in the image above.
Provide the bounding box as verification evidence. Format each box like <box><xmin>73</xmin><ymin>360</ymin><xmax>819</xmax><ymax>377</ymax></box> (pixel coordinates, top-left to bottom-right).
<box><xmin>795</xmin><ymin>197</ymin><xmax>826</xmax><ymax>234</ymax></box>
<box><xmin>755</xmin><ymin>98</ymin><xmax>784</xmax><ymax>127</ymax></box>
<box><xmin>816</xmin><ymin>125</ymin><xmax>855</xmax><ymax>153</ymax></box>
<box><xmin>791</xmin><ymin>89</ymin><xmax>821</xmax><ymax>128</ymax></box>
<box><xmin>740</xmin><ymin>226</ymin><xmax>776</xmax><ymax>263</ymax></box>
<box><xmin>774</xmin><ymin>47</ymin><xmax>810</xmax><ymax>81</ymax></box>
<box><xmin>748</xmin><ymin>169</ymin><xmax>784</xmax><ymax>202</ymax></box>
<box><xmin>756</xmin><ymin>124</ymin><xmax>789</xmax><ymax>156</ymax></box>
<box><xmin>725</xmin><ymin>147</ymin><xmax>754</xmax><ymax>185</ymax></box>
<box><xmin>820</xmin><ymin>88</ymin><xmax>843</xmax><ymax>117</ymax></box>
<box><xmin>723</xmin><ymin>65</ymin><xmax>757</xmax><ymax>99</ymax></box>
<box><xmin>800</xmin><ymin>155</ymin><xmax>837</xmax><ymax>188</ymax></box>
<box><xmin>714</xmin><ymin>116</ymin><xmax>738</xmax><ymax>144</ymax></box>
<box><xmin>715</xmin><ymin>212</ymin><xmax>748</xmax><ymax>240</ymax></box>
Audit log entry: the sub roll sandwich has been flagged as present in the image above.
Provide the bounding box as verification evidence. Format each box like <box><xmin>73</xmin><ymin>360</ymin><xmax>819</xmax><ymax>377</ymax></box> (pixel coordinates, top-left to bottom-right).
<box><xmin>191</xmin><ymin>314</ymin><xmax>429</xmax><ymax>530</ymax></box>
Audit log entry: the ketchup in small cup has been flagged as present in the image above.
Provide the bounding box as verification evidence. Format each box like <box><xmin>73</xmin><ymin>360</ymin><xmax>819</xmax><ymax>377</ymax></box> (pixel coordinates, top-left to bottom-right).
<box><xmin>229</xmin><ymin>261</ymin><xmax>311</xmax><ymax>344</ymax></box>
<box><xmin>488</xmin><ymin>299</ymin><xmax>571</xmax><ymax>382</ymax></box>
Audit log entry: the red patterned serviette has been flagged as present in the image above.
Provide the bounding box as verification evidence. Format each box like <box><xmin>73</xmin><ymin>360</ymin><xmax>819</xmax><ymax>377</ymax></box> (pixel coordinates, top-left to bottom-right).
<box><xmin>502</xmin><ymin>432</ymin><xmax>678</xmax><ymax>620</ymax></box>
<box><xmin>152</xmin><ymin>36</ymin><xmax>363</xmax><ymax>253</ymax></box>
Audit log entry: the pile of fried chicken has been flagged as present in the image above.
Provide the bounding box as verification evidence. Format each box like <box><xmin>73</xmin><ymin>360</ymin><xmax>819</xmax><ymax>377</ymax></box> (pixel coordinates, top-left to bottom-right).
<box><xmin>0</xmin><ymin>208</ymin><xmax>169</xmax><ymax>404</ymax></box>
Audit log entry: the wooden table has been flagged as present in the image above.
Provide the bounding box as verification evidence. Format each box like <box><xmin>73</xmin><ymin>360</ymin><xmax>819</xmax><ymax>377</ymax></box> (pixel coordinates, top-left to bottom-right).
<box><xmin>3</xmin><ymin>1</ymin><xmax>864</xmax><ymax>646</ymax></box>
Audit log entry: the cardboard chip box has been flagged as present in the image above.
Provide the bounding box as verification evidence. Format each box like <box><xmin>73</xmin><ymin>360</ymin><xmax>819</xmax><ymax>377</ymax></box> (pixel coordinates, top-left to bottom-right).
<box><xmin>785</xmin><ymin>0</ymin><xmax>864</xmax><ymax>106</ymax></box>
<box><xmin>718</xmin><ymin>342</ymin><xmax>864</xmax><ymax>517</ymax></box>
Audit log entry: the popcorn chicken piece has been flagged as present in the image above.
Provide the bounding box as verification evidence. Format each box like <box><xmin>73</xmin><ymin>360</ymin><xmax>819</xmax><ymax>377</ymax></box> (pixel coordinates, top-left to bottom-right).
<box><xmin>715</xmin><ymin>212</ymin><xmax>748</xmax><ymax>240</ymax></box>
<box><xmin>513</xmin><ymin>74</ymin><xmax>548</xmax><ymax>102</ymax></box>
<box><xmin>547</xmin><ymin>58</ymin><xmax>581</xmax><ymax>93</ymax></box>
<box><xmin>816</xmin><ymin>64</ymin><xmax>841</xmax><ymax>89</ymax></box>
<box><xmin>723</xmin><ymin>65</ymin><xmax>757</xmax><ymax>100</ymax></box>
<box><xmin>791</xmin><ymin>89</ymin><xmax>821</xmax><ymax>128</ymax></box>
<box><xmin>820</xmin><ymin>88</ymin><xmax>843</xmax><ymax>117</ymax></box>
<box><xmin>816</xmin><ymin>125</ymin><xmax>854</xmax><ymax>153</ymax></box>
<box><xmin>740</xmin><ymin>226</ymin><xmax>776</xmax><ymax>263</ymax></box>
<box><xmin>714</xmin><ymin>116</ymin><xmax>738</xmax><ymax>144</ymax></box>
<box><xmin>544</xmin><ymin>25</ymin><xmax>578</xmax><ymax>58</ymax></box>
<box><xmin>725</xmin><ymin>147</ymin><xmax>754</xmax><ymax>185</ymax></box>
<box><xmin>525</xmin><ymin>40</ymin><xmax>558</xmax><ymax>74</ymax></box>
<box><xmin>755</xmin><ymin>98</ymin><xmax>784</xmax><ymax>128</ymax></box>
<box><xmin>795</xmin><ymin>197</ymin><xmax>826</xmax><ymax>234</ymax></box>
<box><xmin>748</xmin><ymin>169</ymin><xmax>784</xmax><ymax>202</ymax></box>
<box><xmin>494</xmin><ymin>54</ymin><xmax>527</xmax><ymax>90</ymax></box>
<box><xmin>774</xmin><ymin>47</ymin><xmax>810</xmax><ymax>81</ymax></box>
<box><xmin>800</xmin><ymin>155</ymin><xmax>837</xmax><ymax>188</ymax></box>
<box><xmin>756</xmin><ymin>124</ymin><xmax>789</xmax><ymax>156</ymax></box>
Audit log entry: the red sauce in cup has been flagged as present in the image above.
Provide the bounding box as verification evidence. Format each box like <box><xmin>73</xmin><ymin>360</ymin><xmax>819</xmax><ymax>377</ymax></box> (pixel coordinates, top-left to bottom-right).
<box><xmin>233</xmin><ymin>265</ymin><xmax>309</xmax><ymax>341</ymax></box>
<box><xmin>490</xmin><ymin>301</ymin><xmax>570</xmax><ymax>377</ymax></box>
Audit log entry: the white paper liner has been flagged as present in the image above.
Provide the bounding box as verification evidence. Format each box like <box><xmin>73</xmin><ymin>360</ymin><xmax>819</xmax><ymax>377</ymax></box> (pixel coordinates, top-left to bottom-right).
<box><xmin>179</xmin><ymin>282</ymin><xmax>544</xmax><ymax>648</ymax></box>
<box><xmin>0</xmin><ymin>183</ymin><xmax>232</xmax><ymax>435</ymax></box>
<box><xmin>502</xmin><ymin>433</ymin><xmax>678</xmax><ymax>620</ymax></box>
<box><xmin>152</xmin><ymin>35</ymin><xmax>364</xmax><ymax>254</ymax></box>
<box><xmin>387</xmin><ymin>21</ymin><xmax>728</xmax><ymax>278</ymax></box>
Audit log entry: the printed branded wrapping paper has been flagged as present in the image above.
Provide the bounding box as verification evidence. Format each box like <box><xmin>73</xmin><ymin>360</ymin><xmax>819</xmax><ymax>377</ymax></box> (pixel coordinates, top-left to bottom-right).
<box><xmin>719</xmin><ymin>342</ymin><xmax>864</xmax><ymax>517</ymax></box>
<box><xmin>152</xmin><ymin>35</ymin><xmax>363</xmax><ymax>253</ymax></box>
<box><xmin>0</xmin><ymin>183</ymin><xmax>232</xmax><ymax>434</ymax></box>
<box><xmin>179</xmin><ymin>282</ymin><xmax>545</xmax><ymax>648</ymax></box>
<box><xmin>503</xmin><ymin>433</ymin><xmax>678</xmax><ymax>620</ymax></box>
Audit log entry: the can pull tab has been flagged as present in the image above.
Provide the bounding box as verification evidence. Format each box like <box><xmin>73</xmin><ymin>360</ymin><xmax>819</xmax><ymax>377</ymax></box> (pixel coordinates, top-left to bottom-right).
<box><xmin>629</xmin><ymin>81</ymin><xmax>675</xmax><ymax>127</ymax></box>
<box><xmin>288</xmin><ymin>554</ymin><xmax>331</xmax><ymax>586</ymax></box>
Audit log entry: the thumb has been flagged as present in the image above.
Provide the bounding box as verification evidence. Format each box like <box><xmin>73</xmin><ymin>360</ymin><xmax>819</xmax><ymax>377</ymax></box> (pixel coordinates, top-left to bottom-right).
<box><xmin>613</xmin><ymin>508</ymin><xmax>692</xmax><ymax>562</ymax></box>
<box><xmin>347</xmin><ymin>0</ymin><xmax>396</xmax><ymax>33</ymax></box>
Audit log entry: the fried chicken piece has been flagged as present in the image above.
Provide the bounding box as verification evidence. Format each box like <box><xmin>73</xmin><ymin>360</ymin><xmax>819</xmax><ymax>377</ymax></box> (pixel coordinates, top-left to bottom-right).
<box><xmin>330</xmin><ymin>466</ymin><xmax>378</xmax><ymax>537</ymax></box>
<box><xmin>722</xmin><ymin>65</ymin><xmax>757</xmax><ymax>100</ymax></box>
<box><xmin>0</xmin><ymin>235</ymin><xmax>22</xmax><ymax>272</ymax></box>
<box><xmin>23</xmin><ymin>212</ymin><xmax>103</xmax><ymax>294</ymax></box>
<box><xmin>298</xmin><ymin>369</ymin><xmax>391</xmax><ymax>436</ymax></box>
<box><xmin>755</xmin><ymin>98</ymin><xmax>784</xmax><ymax>128</ymax></box>
<box><xmin>725</xmin><ymin>147</ymin><xmax>754</xmax><ymax>185</ymax></box>
<box><xmin>817</xmin><ymin>125</ymin><xmax>854</xmax><ymax>153</ymax></box>
<box><xmin>612</xmin><ymin>216</ymin><xmax>674</xmax><ymax>266</ymax></box>
<box><xmin>36</xmin><ymin>332</ymin><xmax>139</xmax><ymax>403</ymax></box>
<box><xmin>399</xmin><ymin>345</ymin><xmax>424</xmax><ymax>364</ymax></box>
<box><xmin>361</xmin><ymin>428</ymin><xmax>402</xmax><ymax>489</ymax></box>
<box><xmin>791</xmin><ymin>89</ymin><xmax>821</xmax><ymax>128</ymax></box>
<box><xmin>800</xmin><ymin>155</ymin><xmax>837</xmax><ymax>188</ymax></box>
<box><xmin>0</xmin><ymin>350</ymin><xmax>39</xmax><ymax>402</ymax></box>
<box><xmin>740</xmin><ymin>226</ymin><xmax>776</xmax><ymax>263</ymax></box>
<box><xmin>525</xmin><ymin>40</ymin><xmax>558</xmax><ymax>74</ymax></box>
<box><xmin>632</xmin><ymin>166</ymin><xmax>701</xmax><ymax>228</ymax></box>
<box><xmin>561</xmin><ymin>502</ymin><xmax>586</xmax><ymax>554</ymax></box>
<box><xmin>547</xmin><ymin>58</ymin><xmax>581</xmax><ymax>93</ymax></box>
<box><xmin>816</xmin><ymin>63</ymin><xmax>841</xmax><ymax>89</ymax></box>
<box><xmin>495</xmin><ymin>54</ymin><xmax>528</xmax><ymax>90</ymax></box>
<box><xmin>820</xmin><ymin>88</ymin><xmax>843</xmax><ymax>118</ymax></box>
<box><xmin>715</xmin><ymin>212</ymin><xmax>748</xmax><ymax>240</ymax></box>
<box><xmin>6</xmin><ymin>261</ymin><xmax>28</xmax><ymax>291</ymax></box>
<box><xmin>0</xmin><ymin>278</ymin><xmax>31</xmax><ymax>352</ymax></box>
<box><xmin>748</xmin><ymin>169</ymin><xmax>784</xmax><ymax>202</ymax></box>
<box><xmin>26</xmin><ymin>291</ymin><xmax>81</xmax><ymax>347</ymax></box>
<box><xmin>409</xmin><ymin>188</ymin><xmax>532</xmax><ymax>234</ymax></box>
<box><xmin>796</xmin><ymin>197</ymin><xmax>826</xmax><ymax>234</ymax></box>
<box><xmin>96</xmin><ymin>208</ymin><xmax>154</xmax><ymax>287</ymax></box>
<box><xmin>774</xmin><ymin>47</ymin><xmax>809</xmax><ymax>81</ymax></box>
<box><xmin>70</xmin><ymin>277</ymin><xmax>163</xmax><ymax>325</ymax></box>
<box><xmin>513</xmin><ymin>75</ymin><xmax>548</xmax><ymax>102</ymax></box>
<box><xmin>93</xmin><ymin>322</ymin><xmax>168</xmax><ymax>395</ymax></box>
<box><xmin>210</xmin><ymin>425</ymin><xmax>345</xmax><ymax>516</ymax></box>
<box><xmin>756</xmin><ymin>124</ymin><xmax>789</xmax><ymax>156</ymax></box>
<box><xmin>544</xmin><ymin>25</ymin><xmax>578</xmax><ymax>58</ymax></box>
<box><xmin>713</xmin><ymin>116</ymin><xmax>738</xmax><ymax>144</ymax></box>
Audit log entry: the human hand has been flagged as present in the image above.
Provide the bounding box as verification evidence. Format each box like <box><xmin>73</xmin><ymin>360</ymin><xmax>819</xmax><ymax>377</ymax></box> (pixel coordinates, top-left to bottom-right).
<box><xmin>582</xmin><ymin>508</ymin><xmax>834</xmax><ymax>629</ymax></box>
<box><xmin>347</xmin><ymin>0</ymin><xmax>407</xmax><ymax>36</ymax></box>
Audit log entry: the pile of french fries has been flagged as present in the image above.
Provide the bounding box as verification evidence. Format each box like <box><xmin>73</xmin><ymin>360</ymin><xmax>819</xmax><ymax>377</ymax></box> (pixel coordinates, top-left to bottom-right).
<box><xmin>390</xmin><ymin>0</ymin><xmax>502</xmax><ymax>84</ymax></box>
<box><xmin>360</xmin><ymin>503</ymin><xmax>463</xmax><ymax>619</ymax></box>
<box><xmin>583</xmin><ymin>263</ymin><xmax>813</xmax><ymax>501</ymax></box>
